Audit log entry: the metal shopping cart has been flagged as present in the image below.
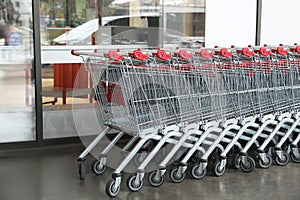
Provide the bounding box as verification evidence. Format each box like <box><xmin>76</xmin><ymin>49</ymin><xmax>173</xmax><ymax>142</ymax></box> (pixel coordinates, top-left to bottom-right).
<box><xmin>71</xmin><ymin>44</ymin><xmax>300</xmax><ymax>197</ymax></box>
<box><xmin>286</xmin><ymin>44</ymin><xmax>300</xmax><ymax>162</ymax></box>
<box><xmin>73</xmin><ymin>48</ymin><xmax>203</xmax><ymax>196</ymax></box>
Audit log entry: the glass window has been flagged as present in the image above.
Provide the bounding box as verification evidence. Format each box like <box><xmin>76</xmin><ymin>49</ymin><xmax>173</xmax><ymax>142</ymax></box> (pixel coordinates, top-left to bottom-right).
<box><xmin>40</xmin><ymin>0</ymin><xmax>99</xmax><ymax>139</ymax></box>
<box><xmin>39</xmin><ymin>0</ymin><xmax>205</xmax><ymax>46</ymax></box>
<box><xmin>40</xmin><ymin>0</ymin><xmax>206</xmax><ymax>139</ymax></box>
<box><xmin>0</xmin><ymin>0</ymin><xmax>35</xmax><ymax>143</ymax></box>
<box><xmin>40</xmin><ymin>0</ymin><xmax>98</xmax><ymax>45</ymax></box>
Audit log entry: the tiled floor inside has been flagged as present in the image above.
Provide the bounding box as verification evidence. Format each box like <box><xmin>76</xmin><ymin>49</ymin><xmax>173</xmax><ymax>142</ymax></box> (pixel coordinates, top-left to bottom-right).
<box><xmin>0</xmin><ymin>145</ymin><xmax>300</xmax><ymax>200</ymax></box>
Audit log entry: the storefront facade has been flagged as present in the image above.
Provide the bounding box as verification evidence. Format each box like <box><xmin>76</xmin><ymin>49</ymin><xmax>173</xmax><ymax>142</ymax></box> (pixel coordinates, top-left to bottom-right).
<box><xmin>1</xmin><ymin>0</ymin><xmax>300</xmax><ymax>147</ymax></box>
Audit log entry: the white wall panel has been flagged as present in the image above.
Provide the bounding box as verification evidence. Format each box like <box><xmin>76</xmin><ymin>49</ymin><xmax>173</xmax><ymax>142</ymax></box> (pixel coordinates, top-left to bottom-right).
<box><xmin>205</xmin><ymin>0</ymin><xmax>256</xmax><ymax>47</ymax></box>
<box><xmin>261</xmin><ymin>0</ymin><xmax>300</xmax><ymax>45</ymax></box>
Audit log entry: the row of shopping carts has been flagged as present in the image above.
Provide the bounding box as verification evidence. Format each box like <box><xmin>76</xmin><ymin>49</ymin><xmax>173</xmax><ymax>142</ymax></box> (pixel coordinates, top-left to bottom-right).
<box><xmin>72</xmin><ymin>44</ymin><xmax>300</xmax><ymax>197</ymax></box>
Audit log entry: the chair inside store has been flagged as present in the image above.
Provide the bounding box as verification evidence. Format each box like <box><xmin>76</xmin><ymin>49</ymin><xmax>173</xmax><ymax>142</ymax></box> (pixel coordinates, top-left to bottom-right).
<box><xmin>42</xmin><ymin>63</ymin><xmax>92</xmax><ymax>106</ymax></box>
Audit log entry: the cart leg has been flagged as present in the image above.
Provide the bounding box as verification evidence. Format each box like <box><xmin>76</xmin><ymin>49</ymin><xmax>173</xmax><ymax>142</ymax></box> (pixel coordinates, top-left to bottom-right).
<box><xmin>106</xmin><ymin>133</ymin><xmax>161</xmax><ymax>196</ymax></box>
<box><xmin>77</xmin><ymin>127</ymin><xmax>111</xmax><ymax>179</ymax></box>
<box><xmin>92</xmin><ymin>131</ymin><xmax>125</xmax><ymax>175</ymax></box>
<box><xmin>78</xmin><ymin>127</ymin><xmax>111</xmax><ymax>160</ymax></box>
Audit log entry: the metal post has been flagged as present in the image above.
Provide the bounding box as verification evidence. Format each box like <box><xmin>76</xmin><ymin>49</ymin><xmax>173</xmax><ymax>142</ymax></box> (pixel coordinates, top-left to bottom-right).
<box><xmin>97</xmin><ymin>0</ymin><xmax>102</xmax><ymax>26</ymax></box>
<box><xmin>65</xmin><ymin>0</ymin><xmax>70</xmax><ymax>26</ymax></box>
<box><xmin>32</xmin><ymin>0</ymin><xmax>43</xmax><ymax>146</ymax></box>
<box><xmin>255</xmin><ymin>0</ymin><xmax>262</xmax><ymax>46</ymax></box>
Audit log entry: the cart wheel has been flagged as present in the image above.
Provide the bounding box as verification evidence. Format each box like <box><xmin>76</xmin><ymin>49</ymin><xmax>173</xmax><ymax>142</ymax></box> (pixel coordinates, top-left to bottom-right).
<box><xmin>191</xmin><ymin>152</ymin><xmax>200</xmax><ymax>163</ymax></box>
<box><xmin>267</xmin><ymin>147</ymin><xmax>276</xmax><ymax>159</ymax></box>
<box><xmin>290</xmin><ymin>151</ymin><xmax>300</xmax><ymax>163</ymax></box>
<box><xmin>282</xmin><ymin>143</ymin><xmax>290</xmax><ymax>152</ymax></box>
<box><xmin>148</xmin><ymin>171</ymin><xmax>164</xmax><ymax>187</ymax></box>
<box><xmin>211</xmin><ymin>148</ymin><xmax>220</xmax><ymax>160</ymax></box>
<box><xmin>169</xmin><ymin>167</ymin><xmax>186</xmax><ymax>183</ymax></box>
<box><xmin>134</xmin><ymin>153</ymin><xmax>145</xmax><ymax>166</ymax></box>
<box><xmin>240</xmin><ymin>156</ymin><xmax>255</xmax><ymax>173</ymax></box>
<box><xmin>78</xmin><ymin>160</ymin><xmax>86</xmax><ymax>180</ymax></box>
<box><xmin>213</xmin><ymin>160</ymin><xmax>226</xmax><ymax>177</ymax></box>
<box><xmin>275</xmin><ymin>151</ymin><xmax>289</xmax><ymax>166</ymax></box>
<box><xmin>106</xmin><ymin>179</ymin><xmax>120</xmax><ymax>197</ymax></box>
<box><xmin>127</xmin><ymin>175</ymin><xmax>143</xmax><ymax>192</ymax></box>
<box><xmin>191</xmin><ymin>164</ymin><xmax>206</xmax><ymax>179</ymax></box>
<box><xmin>231</xmin><ymin>153</ymin><xmax>240</xmax><ymax>169</ymax></box>
<box><xmin>91</xmin><ymin>160</ymin><xmax>106</xmax><ymax>175</ymax></box>
<box><xmin>257</xmin><ymin>154</ymin><xmax>272</xmax><ymax>169</ymax></box>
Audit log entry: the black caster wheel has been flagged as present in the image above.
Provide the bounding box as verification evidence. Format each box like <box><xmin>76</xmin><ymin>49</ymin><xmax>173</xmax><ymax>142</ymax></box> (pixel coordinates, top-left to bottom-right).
<box><xmin>106</xmin><ymin>179</ymin><xmax>120</xmax><ymax>197</ymax></box>
<box><xmin>148</xmin><ymin>171</ymin><xmax>164</xmax><ymax>187</ymax></box>
<box><xmin>240</xmin><ymin>156</ymin><xmax>255</xmax><ymax>173</ymax></box>
<box><xmin>257</xmin><ymin>154</ymin><xmax>272</xmax><ymax>169</ymax></box>
<box><xmin>191</xmin><ymin>164</ymin><xmax>206</xmax><ymax>179</ymax></box>
<box><xmin>91</xmin><ymin>160</ymin><xmax>106</xmax><ymax>175</ymax></box>
<box><xmin>231</xmin><ymin>153</ymin><xmax>240</xmax><ymax>169</ymax></box>
<box><xmin>78</xmin><ymin>159</ymin><xmax>86</xmax><ymax>180</ymax></box>
<box><xmin>191</xmin><ymin>151</ymin><xmax>200</xmax><ymax>163</ymax></box>
<box><xmin>211</xmin><ymin>148</ymin><xmax>221</xmax><ymax>160</ymax></box>
<box><xmin>213</xmin><ymin>160</ymin><xmax>226</xmax><ymax>177</ymax></box>
<box><xmin>275</xmin><ymin>151</ymin><xmax>289</xmax><ymax>166</ymax></box>
<box><xmin>267</xmin><ymin>147</ymin><xmax>276</xmax><ymax>160</ymax></box>
<box><xmin>290</xmin><ymin>151</ymin><xmax>300</xmax><ymax>163</ymax></box>
<box><xmin>127</xmin><ymin>175</ymin><xmax>143</xmax><ymax>192</ymax></box>
<box><xmin>169</xmin><ymin>167</ymin><xmax>186</xmax><ymax>183</ymax></box>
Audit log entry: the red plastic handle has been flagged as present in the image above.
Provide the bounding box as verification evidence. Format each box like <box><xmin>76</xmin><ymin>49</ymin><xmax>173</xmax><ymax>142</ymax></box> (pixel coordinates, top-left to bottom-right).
<box><xmin>237</xmin><ymin>47</ymin><xmax>254</xmax><ymax>58</ymax></box>
<box><xmin>71</xmin><ymin>49</ymin><xmax>80</xmax><ymax>56</ymax></box>
<box><xmin>104</xmin><ymin>50</ymin><xmax>124</xmax><ymax>62</ymax></box>
<box><xmin>195</xmin><ymin>49</ymin><xmax>213</xmax><ymax>59</ymax></box>
<box><xmin>290</xmin><ymin>46</ymin><xmax>300</xmax><ymax>54</ymax></box>
<box><xmin>254</xmin><ymin>47</ymin><xmax>271</xmax><ymax>57</ymax></box>
<box><xmin>215</xmin><ymin>48</ymin><xmax>232</xmax><ymax>58</ymax></box>
<box><xmin>128</xmin><ymin>49</ymin><xmax>148</xmax><ymax>61</ymax></box>
<box><xmin>152</xmin><ymin>49</ymin><xmax>171</xmax><ymax>61</ymax></box>
<box><xmin>272</xmin><ymin>47</ymin><xmax>288</xmax><ymax>56</ymax></box>
<box><xmin>296</xmin><ymin>46</ymin><xmax>300</xmax><ymax>54</ymax></box>
<box><xmin>174</xmin><ymin>49</ymin><xmax>193</xmax><ymax>60</ymax></box>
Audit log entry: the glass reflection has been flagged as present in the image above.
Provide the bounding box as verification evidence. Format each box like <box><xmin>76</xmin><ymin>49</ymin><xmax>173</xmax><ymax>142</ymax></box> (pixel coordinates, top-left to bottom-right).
<box><xmin>0</xmin><ymin>0</ymin><xmax>35</xmax><ymax>143</ymax></box>
<box><xmin>41</xmin><ymin>0</ymin><xmax>206</xmax><ymax>139</ymax></box>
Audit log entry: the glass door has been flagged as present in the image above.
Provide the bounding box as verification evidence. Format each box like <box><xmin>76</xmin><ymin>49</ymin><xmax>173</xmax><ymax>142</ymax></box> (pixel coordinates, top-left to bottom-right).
<box><xmin>0</xmin><ymin>0</ymin><xmax>35</xmax><ymax>143</ymax></box>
